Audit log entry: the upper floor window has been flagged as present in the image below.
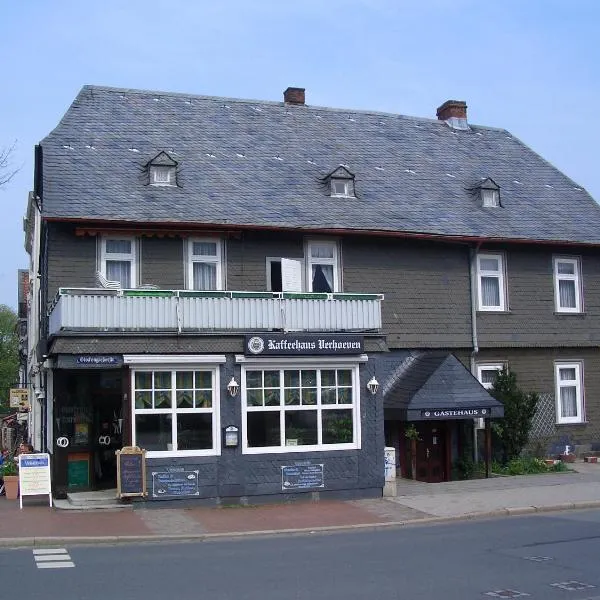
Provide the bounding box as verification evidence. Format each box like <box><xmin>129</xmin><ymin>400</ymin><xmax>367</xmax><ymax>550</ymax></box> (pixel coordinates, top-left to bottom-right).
<box><xmin>101</xmin><ymin>236</ymin><xmax>136</xmax><ymax>288</ymax></box>
<box><xmin>554</xmin><ymin>257</ymin><xmax>582</xmax><ymax>313</ymax></box>
<box><xmin>187</xmin><ymin>238</ymin><xmax>223</xmax><ymax>291</ymax></box>
<box><xmin>476</xmin><ymin>364</ymin><xmax>504</xmax><ymax>390</ymax></box>
<box><xmin>555</xmin><ymin>362</ymin><xmax>584</xmax><ymax>424</ymax></box>
<box><xmin>150</xmin><ymin>165</ymin><xmax>176</xmax><ymax>186</ymax></box>
<box><xmin>307</xmin><ymin>240</ymin><xmax>339</xmax><ymax>293</ymax></box>
<box><xmin>477</xmin><ymin>253</ymin><xmax>506</xmax><ymax>311</ymax></box>
<box><xmin>476</xmin><ymin>177</ymin><xmax>501</xmax><ymax>208</ymax></box>
<box><xmin>331</xmin><ymin>179</ymin><xmax>352</xmax><ymax>197</ymax></box>
<box><xmin>324</xmin><ymin>165</ymin><xmax>355</xmax><ymax>198</ymax></box>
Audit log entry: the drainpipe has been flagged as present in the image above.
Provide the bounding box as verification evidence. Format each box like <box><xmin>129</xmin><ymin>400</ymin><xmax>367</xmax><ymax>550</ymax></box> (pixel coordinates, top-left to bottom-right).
<box><xmin>469</xmin><ymin>244</ymin><xmax>482</xmax><ymax>463</ymax></box>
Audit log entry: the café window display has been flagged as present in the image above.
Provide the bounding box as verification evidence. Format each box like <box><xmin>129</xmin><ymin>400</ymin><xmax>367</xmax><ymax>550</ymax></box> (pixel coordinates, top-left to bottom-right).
<box><xmin>242</xmin><ymin>365</ymin><xmax>360</xmax><ymax>453</ymax></box>
<box><xmin>132</xmin><ymin>368</ymin><xmax>220</xmax><ymax>457</ymax></box>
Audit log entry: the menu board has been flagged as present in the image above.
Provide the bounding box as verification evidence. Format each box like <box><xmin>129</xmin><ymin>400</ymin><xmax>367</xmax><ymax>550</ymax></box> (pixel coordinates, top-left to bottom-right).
<box><xmin>116</xmin><ymin>447</ymin><xmax>147</xmax><ymax>498</ymax></box>
<box><xmin>151</xmin><ymin>468</ymin><xmax>200</xmax><ymax>498</ymax></box>
<box><xmin>281</xmin><ymin>463</ymin><xmax>325</xmax><ymax>491</ymax></box>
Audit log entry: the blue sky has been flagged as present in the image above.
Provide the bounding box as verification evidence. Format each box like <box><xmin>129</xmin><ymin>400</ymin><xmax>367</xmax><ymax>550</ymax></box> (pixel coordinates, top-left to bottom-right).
<box><xmin>1</xmin><ymin>0</ymin><xmax>599</xmax><ymax>309</ymax></box>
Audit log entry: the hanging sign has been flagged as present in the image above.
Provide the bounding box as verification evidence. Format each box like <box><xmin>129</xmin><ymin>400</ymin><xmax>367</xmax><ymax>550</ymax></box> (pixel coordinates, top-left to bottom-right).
<box><xmin>18</xmin><ymin>453</ymin><xmax>52</xmax><ymax>509</ymax></box>
<box><xmin>10</xmin><ymin>388</ymin><xmax>30</xmax><ymax>410</ymax></box>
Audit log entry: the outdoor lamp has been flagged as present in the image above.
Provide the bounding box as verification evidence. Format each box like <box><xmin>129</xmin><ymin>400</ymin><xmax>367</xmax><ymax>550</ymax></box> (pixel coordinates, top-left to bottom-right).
<box><xmin>227</xmin><ymin>377</ymin><xmax>240</xmax><ymax>397</ymax></box>
<box><xmin>366</xmin><ymin>376</ymin><xmax>379</xmax><ymax>396</ymax></box>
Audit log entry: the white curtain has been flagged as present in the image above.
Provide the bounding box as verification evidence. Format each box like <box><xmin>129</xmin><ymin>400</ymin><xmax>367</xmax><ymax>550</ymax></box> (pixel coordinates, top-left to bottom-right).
<box><xmin>106</xmin><ymin>260</ymin><xmax>131</xmax><ymax>287</ymax></box>
<box><xmin>193</xmin><ymin>263</ymin><xmax>216</xmax><ymax>290</ymax></box>
<box><xmin>560</xmin><ymin>387</ymin><xmax>577</xmax><ymax>418</ymax></box>
<box><xmin>312</xmin><ymin>265</ymin><xmax>333</xmax><ymax>293</ymax></box>
<box><xmin>559</xmin><ymin>280</ymin><xmax>576</xmax><ymax>308</ymax></box>
<box><xmin>481</xmin><ymin>276</ymin><xmax>500</xmax><ymax>306</ymax></box>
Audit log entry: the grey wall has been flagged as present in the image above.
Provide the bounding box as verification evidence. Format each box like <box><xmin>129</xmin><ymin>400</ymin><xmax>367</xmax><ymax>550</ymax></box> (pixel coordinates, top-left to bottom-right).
<box><xmin>477</xmin><ymin>246</ymin><xmax>600</xmax><ymax>347</ymax></box>
<box><xmin>140</xmin><ymin>237</ymin><xmax>184</xmax><ymax>288</ymax></box>
<box><xmin>144</xmin><ymin>354</ymin><xmax>384</xmax><ymax>503</ymax></box>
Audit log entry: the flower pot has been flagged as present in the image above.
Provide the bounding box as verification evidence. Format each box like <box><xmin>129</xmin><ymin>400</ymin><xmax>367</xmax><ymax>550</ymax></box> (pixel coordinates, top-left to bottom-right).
<box><xmin>559</xmin><ymin>454</ymin><xmax>576</xmax><ymax>463</ymax></box>
<box><xmin>3</xmin><ymin>475</ymin><xmax>19</xmax><ymax>500</ymax></box>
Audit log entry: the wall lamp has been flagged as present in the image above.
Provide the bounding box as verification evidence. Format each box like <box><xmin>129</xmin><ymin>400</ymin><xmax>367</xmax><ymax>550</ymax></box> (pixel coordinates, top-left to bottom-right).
<box><xmin>366</xmin><ymin>376</ymin><xmax>379</xmax><ymax>396</ymax></box>
<box><xmin>227</xmin><ymin>377</ymin><xmax>240</xmax><ymax>397</ymax></box>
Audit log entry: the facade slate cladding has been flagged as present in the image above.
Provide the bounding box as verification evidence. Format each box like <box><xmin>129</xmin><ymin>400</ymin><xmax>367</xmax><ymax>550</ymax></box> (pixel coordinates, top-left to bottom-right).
<box><xmin>23</xmin><ymin>84</ymin><xmax>600</xmax><ymax>502</ymax></box>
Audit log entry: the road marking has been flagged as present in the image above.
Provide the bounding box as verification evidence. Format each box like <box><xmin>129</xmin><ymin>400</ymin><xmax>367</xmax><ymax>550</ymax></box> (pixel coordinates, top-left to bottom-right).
<box><xmin>33</xmin><ymin>548</ymin><xmax>75</xmax><ymax>569</ymax></box>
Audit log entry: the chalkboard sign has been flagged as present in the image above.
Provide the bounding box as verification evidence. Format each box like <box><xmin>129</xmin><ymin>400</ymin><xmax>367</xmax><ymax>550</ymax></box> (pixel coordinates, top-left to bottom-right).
<box><xmin>116</xmin><ymin>446</ymin><xmax>147</xmax><ymax>498</ymax></box>
<box><xmin>151</xmin><ymin>468</ymin><xmax>200</xmax><ymax>498</ymax></box>
<box><xmin>281</xmin><ymin>463</ymin><xmax>325</xmax><ymax>491</ymax></box>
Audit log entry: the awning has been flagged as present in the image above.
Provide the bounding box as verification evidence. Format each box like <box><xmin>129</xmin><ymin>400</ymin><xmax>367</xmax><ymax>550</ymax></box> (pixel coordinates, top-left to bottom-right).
<box><xmin>383</xmin><ymin>352</ymin><xmax>504</xmax><ymax>421</ymax></box>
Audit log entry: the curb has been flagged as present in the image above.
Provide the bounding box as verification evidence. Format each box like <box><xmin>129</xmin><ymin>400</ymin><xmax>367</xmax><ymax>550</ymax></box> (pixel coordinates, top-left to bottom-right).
<box><xmin>2</xmin><ymin>500</ymin><xmax>600</xmax><ymax>548</ymax></box>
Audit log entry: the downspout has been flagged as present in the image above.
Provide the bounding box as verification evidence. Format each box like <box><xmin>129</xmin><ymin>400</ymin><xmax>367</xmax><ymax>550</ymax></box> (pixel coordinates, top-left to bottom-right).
<box><xmin>469</xmin><ymin>243</ymin><xmax>482</xmax><ymax>462</ymax></box>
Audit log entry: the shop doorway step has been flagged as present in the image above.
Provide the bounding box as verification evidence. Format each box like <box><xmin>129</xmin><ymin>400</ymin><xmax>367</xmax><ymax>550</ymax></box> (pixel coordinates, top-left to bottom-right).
<box><xmin>54</xmin><ymin>489</ymin><xmax>132</xmax><ymax>511</ymax></box>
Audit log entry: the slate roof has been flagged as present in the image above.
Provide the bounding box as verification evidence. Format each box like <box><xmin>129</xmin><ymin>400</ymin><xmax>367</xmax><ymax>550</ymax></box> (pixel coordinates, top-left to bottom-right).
<box><xmin>40</xmin><ymin>85</ymin><xmax>600</xmax><ymax>245</ymax></box>
<box><xmin>383</xmin><ymin>352</ymin><xmax>504</xmax><ymax>420</ymax></box>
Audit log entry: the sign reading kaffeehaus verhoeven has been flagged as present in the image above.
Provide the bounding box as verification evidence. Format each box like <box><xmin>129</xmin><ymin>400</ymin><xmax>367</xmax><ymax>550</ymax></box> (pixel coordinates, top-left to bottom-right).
<box><xmin>420</xmin><ymin>408</ymin><xmax>490</xmax><ymax>420</ymax></box>
<box><xmin>245</xmin><ymin>334</ymin><xmax>364</xmax><ymax>356</ymax></box>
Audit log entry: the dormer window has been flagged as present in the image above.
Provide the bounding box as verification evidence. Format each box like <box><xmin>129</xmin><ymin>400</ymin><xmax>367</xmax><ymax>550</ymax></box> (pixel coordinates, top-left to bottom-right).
<box><xmin>145</xmin><ymin>151</ymin><xmax>178</xmax><ymax>187</ymax></box>
<box><xmin>323</xmin><ymin>165</ymin><xmax>355</xmax><ymax>198</ymax></box>
<box><xmin>477</xmin><ymin>178</ymin><xmax>501</xmax><ymax>208</ymax></box>
<box><xmin>150</xmin><ymin>165</ymin><xmax>175</xmax><ymax>186</ymax></box>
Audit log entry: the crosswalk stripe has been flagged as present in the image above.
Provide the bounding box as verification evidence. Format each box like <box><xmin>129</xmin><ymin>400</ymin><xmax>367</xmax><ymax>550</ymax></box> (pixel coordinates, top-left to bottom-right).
<box><xmin>33</xmin><ymin>548</ymin><xmax>69</xmax><ymax>555</ymax></box>
<box><xmin>36</xmin><ymin>562</ymin><xmax>75</xmax><ymax>569</ymax></box>
<box><xmin>35</xmin><ymin>555</ymin><xmax>72</xmax><ymax>562</ymax></box>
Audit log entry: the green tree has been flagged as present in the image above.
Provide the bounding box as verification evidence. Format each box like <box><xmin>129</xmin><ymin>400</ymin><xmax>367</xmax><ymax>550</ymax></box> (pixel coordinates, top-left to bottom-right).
<box><xmin>0</xmin><ymin>305</ymin><xmax>19</xmax><ymax>412</ymax></box>
<box><xmin>491</xmin><ymin>369</ymin><xmax>539</xmax><ymax>463</ymax></box>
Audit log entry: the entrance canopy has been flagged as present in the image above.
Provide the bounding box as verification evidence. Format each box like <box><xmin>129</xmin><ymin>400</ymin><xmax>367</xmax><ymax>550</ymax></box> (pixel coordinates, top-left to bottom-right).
<box><xmin>383</xmin><ymin>352</ymin><xmax>504</xmax><ymax>421</ymax></box>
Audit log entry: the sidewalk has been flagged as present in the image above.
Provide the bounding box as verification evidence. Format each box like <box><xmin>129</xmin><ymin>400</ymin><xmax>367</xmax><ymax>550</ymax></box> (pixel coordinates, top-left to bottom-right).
<box><xmin>2</xmin><ymin>461</ymin><xmax>600</xmax><ymax>547</ymax></box>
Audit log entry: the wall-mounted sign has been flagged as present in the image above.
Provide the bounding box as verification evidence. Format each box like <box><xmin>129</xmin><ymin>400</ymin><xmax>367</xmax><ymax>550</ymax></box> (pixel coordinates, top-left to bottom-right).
<box><xmin>246</xmin><ymin>334</ymin><xmax>363</xmax><ymax>356</ymax></box>
<box><xmin>116</xmin><ymin>446</ymin><xmax>147</xmax><ymax>498</ymax></box>
<box><xmin>19</xmin><ymin>453</ymin><xmax>52</xmax><ymax>508</ymax></box>
<box><xmin>281</xmin><ymin>463</ymin><xmax>325</xmax><ymax>491</ymax></box>
<box><xmin>421</xmin><ymin>408</ymin><xmax>489</xmax><ymax>420</ymax></box>
<box><xmin>151</xmin><ymin>467</ymin><xmax>200</xmax><ymax>498</ymax></box>
<box><xmin>56</xmin><ymin>355</ymin><xmax>123</xmax><ymax>369</ymax></box>
<box><xmin>224</xmin><ymin>426</ymin><xmax>239</xmax><ymax>447</ymax></box>
<box><xmin>9</xmin><ymin>388</ymin><xmax>29</xmax><ymax>410</ymax></box>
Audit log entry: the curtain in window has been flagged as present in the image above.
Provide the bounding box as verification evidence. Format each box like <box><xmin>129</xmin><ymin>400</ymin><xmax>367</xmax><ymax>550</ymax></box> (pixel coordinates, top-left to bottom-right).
<box><xmin>312</xmin><ymin>265</ymin><xmax>333</xmax><ymax>293</ymax></box>
<box><xmin>560</xmin><ymin>387</ymin><xmax>578</xmax><ymax>418</ymax></box>
<box><xmin>558</xmin><ymin>280</ymin><xmax>576</xmax><ymax>308</ymax></box>
<box><xmin>481</xmin><ymin>370</ymin><xmax>498</xmax><ymax>387</ymax></box>
<box><xmin>105</xmin><ymin>240</ymin><xmax>132</xmax><ymax>254</ymax></box>
<box><xmin>481</xmin><ymin>276</ymin><xmax>500</xmax><ymax>306</ymax></box>
<box><xmin>193</xmin><ymin>263</ymin><xmax>216</xmax><ymax>290</ymax></box>
<box><xmin>192</xmin><ymin>242</ymin><xmax>217</xmax><ymax>256</ymax></box>
<box><xmin>106</xmin><ymin>260</ymin><xmax>131</xmax><ymax>287</ymax></box>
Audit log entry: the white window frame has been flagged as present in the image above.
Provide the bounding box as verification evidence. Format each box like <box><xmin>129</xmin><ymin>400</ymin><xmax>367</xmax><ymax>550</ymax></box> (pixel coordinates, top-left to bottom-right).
<box><xmin>306</xmin><ymin>239</ymin><xmax>340</xmax><ymax>293</ymax></box>
<box><xmin>130</xmin><ymin>360</ymin><xmax>222</xmax><ymax>458</ymax></box>
<box><xmin>476</xmin><ymin>363</ymin><xmax>505</xmax><ymax>390</ymax></box>
<box><xmin>330</xmin><ymin>179</ymin><xmax>352</xmax><ymax>197</ymax></box>
<box><xmin>553</xmin><ymin>257</ymin><xmax>582</xmax><ymax>313</ymax></box>
<box><xmin>186</xmin><ymin>237</ymin><xmax>223</xmax><ymax>291</ymax></box>
<box><xmin>100</xmin><ymin>235</ymin><xmax>137</xmax><ymax>288</ymax></box>
<box><xmin>555</xmin><ymin>361</ymin><xmax>585</xmax><ymax>425</ymax></box>
<box><xmin>477</xmin><ymin>252</ymin><xmax>506</xmax><ymax>311</ymax></box>
<box><xmin>482</xmin><ymin>188</ymin><xmax>499</xmax><ymax>208</ymax></box>
<box><xmin>238</xmin><ymin>356</ymin><xmax>363</xmax><ymax>454</ymax></box>
<box><xmin>149</xmin><ymin>165</ymin><xmax>176</xmax><ymax>186</ymax></box>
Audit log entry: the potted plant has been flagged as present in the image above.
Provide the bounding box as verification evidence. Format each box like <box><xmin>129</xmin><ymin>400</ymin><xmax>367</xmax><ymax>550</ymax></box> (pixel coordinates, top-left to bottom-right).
<box><xmin>2</xmin><ymin>457</ymin><xmax>19</xmax><ymax>500</ymax></box>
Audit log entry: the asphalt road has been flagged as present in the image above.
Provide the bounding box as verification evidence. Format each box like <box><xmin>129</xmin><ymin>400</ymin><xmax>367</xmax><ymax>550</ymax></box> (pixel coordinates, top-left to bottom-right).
<box><xmin>3</xmin><ymin>510</ymin><xmax>600</xmax><ymax>599</ymax></box>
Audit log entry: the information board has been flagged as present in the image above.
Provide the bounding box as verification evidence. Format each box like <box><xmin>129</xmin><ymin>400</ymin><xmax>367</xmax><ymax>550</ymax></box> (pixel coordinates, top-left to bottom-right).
<box><xmin>18</xmin><ymin>453</ymin><xmax>52</xmax><ymax>509</ymax></box>
<box><xmin>281</xmin><ymin>463</ymin><xmax>325</xmax><ymax>491</ymax></box>
<box><xmin>116</xmin><ymin>446</ymin><xmax>147</xmax><ymax>498</ymax></box>
<box><xmin>151</xmin><ymin>468</ymin><xmax>200</xmax><ymax>498</ymax></box>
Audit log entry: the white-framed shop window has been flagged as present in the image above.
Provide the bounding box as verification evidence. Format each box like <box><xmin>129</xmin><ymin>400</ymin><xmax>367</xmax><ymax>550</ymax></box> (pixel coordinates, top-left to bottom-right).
<box><xmin>476</xmin><ymin>364</ymin><xmax>504</xmax><ymax>390</ymax></box>
<box><xmin>553</xmin><ymin>257</ymin><xmax>582</xmax><ymax>313</ymax></box>
<box><xmin>100</xmin><ymin>236</ymin><xmax>137</xmax><ymax>288</ymax></box>
<box><xmin>187</xmin><ymin>238</ymin><xmax>223</xmax><ymax>290</ymax></box>
<box><xmin>306</xmin><ymin>240</ymin><xmax>340</xmax><ymax>293</ymax></box>
<box><xmin>131</xmin><ymin>365</ymin><xmax>221</xmax><ymax>457</ymax></box>
<box><xmin>555</xmin><ymin>362</ymin><xmax>584</xmax><ymax>424</ymax></box>
<box><xmin>477</xmin><ymin>253</ymin><xmax>506</xmax><ymax>311</ymax></box>
<box><xmin>240</xmin><ymin>359</ymin><xmax>361</xmax><ymax>454</ymax></box>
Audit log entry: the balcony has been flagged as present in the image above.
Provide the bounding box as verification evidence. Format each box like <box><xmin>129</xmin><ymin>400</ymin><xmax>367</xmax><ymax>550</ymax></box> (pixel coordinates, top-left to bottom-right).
<box><xmin>48</xmin><ymin>288</ymin><xmax>383</xmax><ymax>335</ymax></box>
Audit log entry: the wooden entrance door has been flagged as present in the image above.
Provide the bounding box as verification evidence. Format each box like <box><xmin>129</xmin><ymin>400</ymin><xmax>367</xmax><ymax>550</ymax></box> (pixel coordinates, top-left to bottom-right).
<box><xmin>415</xmin><ymin>422</ymin><xmax>446</xmax><ymax>482</ymax></box>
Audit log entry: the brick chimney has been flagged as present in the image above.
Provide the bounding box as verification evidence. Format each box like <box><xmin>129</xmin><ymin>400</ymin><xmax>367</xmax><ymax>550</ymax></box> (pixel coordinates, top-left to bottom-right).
<box><xmin>436</xmin><ymin>100</ymin><xmax>467</xmax><ymax>121</ymax></box>
<box><xmin>284</xmin><ymin>87</ymin><xmax>305</xmax><ymax>105</ymax></box>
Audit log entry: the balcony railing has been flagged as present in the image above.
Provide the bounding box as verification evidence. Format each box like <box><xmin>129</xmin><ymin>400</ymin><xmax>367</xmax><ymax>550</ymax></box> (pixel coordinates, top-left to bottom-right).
<box><xmin>48</xmin><ymin>288</ymin><xmax>383</xmax><ymax>335</ymax></box>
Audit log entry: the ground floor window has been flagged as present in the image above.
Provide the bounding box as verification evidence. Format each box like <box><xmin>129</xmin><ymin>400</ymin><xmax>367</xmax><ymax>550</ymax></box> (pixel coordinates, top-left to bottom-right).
<box><xmin>555</xmin><ymin>362</ymin><xmax>584</xmax><ymax>424</ymax></box>
<box><xmin>132</xmin><ymin>368</ymin><xmax>219</xmax><ymax>456</ymax></box>
<box><xmin>242</xmin><ymin>364</ymin><xmax>360</xmax><ymax>453</ymax></box>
